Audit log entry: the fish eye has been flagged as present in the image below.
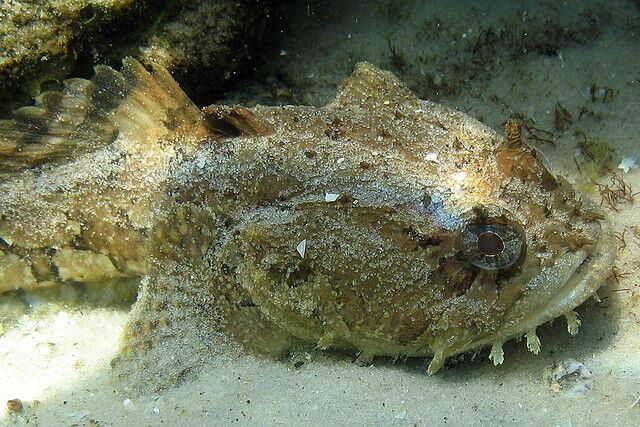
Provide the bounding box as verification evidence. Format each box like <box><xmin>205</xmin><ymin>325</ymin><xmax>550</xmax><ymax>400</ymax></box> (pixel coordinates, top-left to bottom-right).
<box><xmin>457</xmin><ymin>222</ymin><xmax>524</xmax><ymax>270</ymax></box>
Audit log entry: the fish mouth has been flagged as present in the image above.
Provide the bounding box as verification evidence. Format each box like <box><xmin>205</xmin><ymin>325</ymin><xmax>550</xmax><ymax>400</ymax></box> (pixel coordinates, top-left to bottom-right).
<box><xmin>428</xmin><ymin>218</ymin><xmax>617</xmax><ymax>373</ymax></box>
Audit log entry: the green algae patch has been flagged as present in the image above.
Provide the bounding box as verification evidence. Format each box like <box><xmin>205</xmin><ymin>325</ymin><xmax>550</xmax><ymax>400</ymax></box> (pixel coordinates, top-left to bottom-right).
<box><xmin>575</xmin><ymin>135</ymin><xmax>615</xmax><ymax>185</ymax></box>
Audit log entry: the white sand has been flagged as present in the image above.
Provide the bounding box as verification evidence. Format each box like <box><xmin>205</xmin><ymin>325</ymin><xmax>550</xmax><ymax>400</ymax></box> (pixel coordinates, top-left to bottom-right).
<box><xmin>1</xmin><ymin>298</ymin><xmax>638</xmax><ymax>425</ymax></box>
<box><xmin>2</xmin><ymin>0</ymin><xmax>640</xmax><ymax>425</ymax></box>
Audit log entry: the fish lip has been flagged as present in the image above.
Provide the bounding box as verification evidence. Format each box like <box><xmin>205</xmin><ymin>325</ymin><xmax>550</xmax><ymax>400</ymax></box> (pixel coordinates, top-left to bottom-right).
<box><xmin>435</xmin><ymin>218</ymin><xmax>617</xmax><ymax>364</ymax></box>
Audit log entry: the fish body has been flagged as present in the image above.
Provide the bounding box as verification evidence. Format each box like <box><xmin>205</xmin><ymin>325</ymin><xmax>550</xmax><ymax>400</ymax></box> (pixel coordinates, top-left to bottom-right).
<box><xmin>0</xmin><ymin>60</ymin><xmax>616</xmax><ymax>386</ymax></box>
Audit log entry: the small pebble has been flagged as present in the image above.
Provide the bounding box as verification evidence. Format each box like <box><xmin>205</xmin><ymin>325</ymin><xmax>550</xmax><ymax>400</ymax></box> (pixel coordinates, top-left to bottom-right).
<box><xmin>122</xmin><ymin>398</ymin><xmax>135</xmax><ymax>411</ymax></box>
<box><xmin>7</xmin><ymin>399</ymin><xmax>23</xmax><ymax>414</ymax></box>
<box><xmin>618</xmin><ymin>157</ymin><xmax>637</xmax><ymax>173</ymax></box>
<box><xmin>394</xmin><ymin>409</ymin><xmax>407</xmax><ymax>420</ymax></box>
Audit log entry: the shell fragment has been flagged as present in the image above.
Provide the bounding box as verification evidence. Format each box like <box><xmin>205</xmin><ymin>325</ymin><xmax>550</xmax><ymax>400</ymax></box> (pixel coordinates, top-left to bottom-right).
<box><xmin>325</xmin><ymin>193</ymin><xmax>339</xmax><ymax>202</ymax></box>
<box><xmin>296</xmin><ymin>239</ymin><xmax>307</xmax><ymax>258</ymax></box>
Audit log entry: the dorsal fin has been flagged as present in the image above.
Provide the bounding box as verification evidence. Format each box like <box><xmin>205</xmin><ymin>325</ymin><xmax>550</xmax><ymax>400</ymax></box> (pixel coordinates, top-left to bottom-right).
<box><xmin>0</xmin><ymin>58</ymin><xmax>207</xmax><ymax>174</ymax></box>
<box><xmin>328</xmin><ymin>62</ymin><xmax>419</xmax><ymax>111</ymax></box>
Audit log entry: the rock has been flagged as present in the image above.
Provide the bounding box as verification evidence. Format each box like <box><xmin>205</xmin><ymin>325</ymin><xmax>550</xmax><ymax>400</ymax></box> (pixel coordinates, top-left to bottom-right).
<box><xmin>0</xmin><ymin>0</ymin><xmax>140</xmax><ymax>114</ymax></box>
<box><xmin>0</xmin><ymin>0</ymin><xmax>272</xmax><ymax>115</ymax></box>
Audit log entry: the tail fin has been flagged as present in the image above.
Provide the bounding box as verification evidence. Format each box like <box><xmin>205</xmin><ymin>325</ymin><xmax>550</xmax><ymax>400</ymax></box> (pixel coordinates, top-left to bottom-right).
<box><xmin>0</xmin><ymin>58</ymin><xmax>206</xmax><ymax>175</ymax></box>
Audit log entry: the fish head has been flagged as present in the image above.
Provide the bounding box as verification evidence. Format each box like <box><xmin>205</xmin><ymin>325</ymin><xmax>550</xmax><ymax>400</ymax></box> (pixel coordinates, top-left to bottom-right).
<box><xmin>307</xmin><ymin>63</ymin><xmax>615</xmax><ymax>368</ymax></box>
<box><xmin>410</xmin><ymin>122</ymin><xmax>616</xmax><ymax>370</ymax></box>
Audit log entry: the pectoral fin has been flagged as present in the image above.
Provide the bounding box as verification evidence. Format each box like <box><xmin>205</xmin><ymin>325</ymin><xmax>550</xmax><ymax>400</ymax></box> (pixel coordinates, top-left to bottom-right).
<box><xmin>111</xmin><ymin>268</ymin><xmax>221</xmax><ymax>393</ymax></box>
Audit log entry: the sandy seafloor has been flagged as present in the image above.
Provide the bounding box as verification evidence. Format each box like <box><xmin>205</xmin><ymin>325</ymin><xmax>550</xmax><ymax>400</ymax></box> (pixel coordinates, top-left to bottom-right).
<box><xmin>1</xmin><ymin>1</ymin><xmax>639</xmax><ymax>425</ymax></box>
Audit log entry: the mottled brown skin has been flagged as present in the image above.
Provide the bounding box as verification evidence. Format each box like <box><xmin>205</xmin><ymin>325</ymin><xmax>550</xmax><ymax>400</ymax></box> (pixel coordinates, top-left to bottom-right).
<box><xmin>0</xmin><ymin>59</ymin><xmax>207</xmax><ymax>292</ymax></box>
<box><xmin>115</xmin><ymin>63</ymin><xmax>615</xmax><ymax>387</ymax></box>
<box><xmin>0</xmin><ymin>60</ymin><xmax>615</xmax><ymax>389</ymax></box>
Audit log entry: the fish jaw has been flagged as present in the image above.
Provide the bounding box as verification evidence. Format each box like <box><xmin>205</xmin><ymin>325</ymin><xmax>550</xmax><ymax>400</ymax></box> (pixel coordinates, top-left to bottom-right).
<box><xmin>426</xmin><ymin>217</ymin><xmax>616</xmax><ymax>374</ymax></box>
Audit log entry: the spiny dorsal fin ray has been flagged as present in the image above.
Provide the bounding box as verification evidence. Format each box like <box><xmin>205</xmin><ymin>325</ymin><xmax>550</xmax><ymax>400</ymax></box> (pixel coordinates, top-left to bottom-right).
<box><xmin>202</xmin><ymin>105</ymin><xmax>276</xmax><ymax>137</ymax></box>
<box><xmin>329</xmin><ymin>62</ymin><xmax>419</xmax><ymax>111</ymax></box>
<box><xmin>0</xmin><ymin>58</ymin><xmax>207</xmax><ymax>174</ymax></box>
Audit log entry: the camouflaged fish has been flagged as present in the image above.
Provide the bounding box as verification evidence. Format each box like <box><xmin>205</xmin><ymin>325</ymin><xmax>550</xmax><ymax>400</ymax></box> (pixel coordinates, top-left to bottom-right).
<box><xmin>0</xmin><ymin>59</ymin><xmax>616</xmax><ymax>388</ymax></box>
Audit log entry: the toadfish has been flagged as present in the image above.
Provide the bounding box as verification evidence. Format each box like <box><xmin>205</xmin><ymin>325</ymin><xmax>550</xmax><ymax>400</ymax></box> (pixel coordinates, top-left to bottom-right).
<box><xmin>0</xmin><ymin>59</ymin><xmax>616</xmax><ymax>388</ymax></box>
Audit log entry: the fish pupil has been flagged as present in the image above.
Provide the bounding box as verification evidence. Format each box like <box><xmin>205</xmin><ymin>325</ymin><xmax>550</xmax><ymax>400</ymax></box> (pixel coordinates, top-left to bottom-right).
<box><xmin>477</xmin><ymin>231</ymin><xmax>504</xmax><ymax>256</ymax></box>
